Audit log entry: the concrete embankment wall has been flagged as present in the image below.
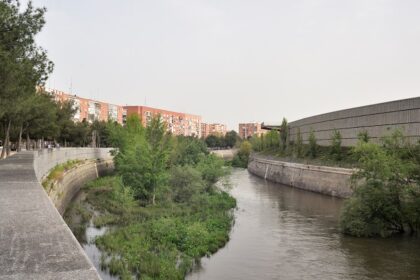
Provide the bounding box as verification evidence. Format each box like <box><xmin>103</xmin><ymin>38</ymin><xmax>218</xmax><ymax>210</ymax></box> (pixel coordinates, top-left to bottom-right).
<box><xmin>46</xmin><ymin>159</ymin><xmax>114</xmax><ymax>215</ymax></box>
<box><xmin>0</xmin><ymin>148</ymin><xmax>113</xmax><ymax>280</ymax></box>
<box><xmin>248</xmin><ymin>155</ymin><xmax>353</xmax><ymax>198</ymax></box>
<box><xmin>288</xmin><ymin>97</ymin><xmax>420</xmax><ymax>146</ymax></box>
<box><xmin>211</xmin><ymin>149</ymin><xmax>238</xmax><ymax>160</ymax></box>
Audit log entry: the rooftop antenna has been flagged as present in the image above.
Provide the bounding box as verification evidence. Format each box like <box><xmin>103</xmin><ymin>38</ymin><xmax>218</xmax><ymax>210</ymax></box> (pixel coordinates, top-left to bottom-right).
<box><xmin>144</xmin><ymin>96</ymin><xmax>147</xmax><ymax>106</ymax></box>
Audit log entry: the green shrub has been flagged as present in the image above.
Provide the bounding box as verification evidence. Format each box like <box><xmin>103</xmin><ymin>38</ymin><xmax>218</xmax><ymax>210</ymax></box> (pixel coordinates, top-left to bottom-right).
<box><xmin>308</xmin><ymin>129</ymin><xmax>317</xmax><ymax>158</ymax></box>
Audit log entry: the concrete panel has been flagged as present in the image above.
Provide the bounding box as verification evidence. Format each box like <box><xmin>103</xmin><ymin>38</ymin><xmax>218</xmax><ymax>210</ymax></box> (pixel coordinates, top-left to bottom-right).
<box><xmin>248</xmin><ymin>155</ymin><xmax>353</xmax><ymax>198</ymax></box>
<box><xmin>288</xmin><ymin>97</ymin><xmax>420</xmax><ymax>146</ymax></box>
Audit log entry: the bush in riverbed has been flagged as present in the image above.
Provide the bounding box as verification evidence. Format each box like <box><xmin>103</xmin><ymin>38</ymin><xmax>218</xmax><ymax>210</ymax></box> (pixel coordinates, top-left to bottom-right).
<box><xmin>232</xmin><ymin>140</ymin><xmax>252</xmax><ymax>168</ymax></box>
<box><xmin>340</xmin><ymin>133</ymin><xmax>420</xmax><ymax>237</ymax></box>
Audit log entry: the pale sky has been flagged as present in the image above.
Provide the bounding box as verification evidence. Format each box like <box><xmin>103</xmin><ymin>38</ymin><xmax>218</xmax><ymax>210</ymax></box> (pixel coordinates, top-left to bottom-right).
<box><xmin>30</xmin><ymin>0</ymin><xmax>420</xmax><ymax>130</ymax></box>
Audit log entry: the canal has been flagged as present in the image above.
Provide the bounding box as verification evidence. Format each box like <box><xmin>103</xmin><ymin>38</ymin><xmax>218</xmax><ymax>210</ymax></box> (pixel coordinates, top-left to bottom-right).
<box><xmin>188</xmin><ymin>169</ymin><xmax>420</xmax><ymax>280</ymax></box>
<box><xmin>68</xmin><ymin>169</ymin><xmax>420</xmax><ymax>279</ymax></box>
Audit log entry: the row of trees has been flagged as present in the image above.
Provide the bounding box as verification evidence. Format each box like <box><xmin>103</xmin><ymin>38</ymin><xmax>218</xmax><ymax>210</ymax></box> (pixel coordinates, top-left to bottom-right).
<box><xmin>0</xmin><ymin>1</ymin><xmax>119</xmax><ymax>158</ymax></box>
<box><xmin>249</xmin><ymin>116</ymin><xmax>420</xmax><ymax>237</ymax></box>
<box><xmin>250</xmin><ymin>118</ymin><xmax>354</xmax><ymax>163</ymax></box>
<box><xmin>0</xmin><ymin>0</ymin><xmax>53</xmax><ymax>157</ymax></box>
<box><xmin>204</xmin><ymin>130</ymin><xmax>240</xmax><ymax>149</ymax></box>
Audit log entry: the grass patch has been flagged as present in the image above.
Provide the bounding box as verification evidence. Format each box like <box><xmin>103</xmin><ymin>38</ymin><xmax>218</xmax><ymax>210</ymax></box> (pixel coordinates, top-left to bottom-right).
<box><xmin>42</xmin><ymin>159</ymin><xmax>84</xmax><ymax>192</ymax></box>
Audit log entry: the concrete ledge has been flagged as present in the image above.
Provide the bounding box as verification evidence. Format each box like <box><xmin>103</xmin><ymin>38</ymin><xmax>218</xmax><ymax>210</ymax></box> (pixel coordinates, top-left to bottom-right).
<box><xmin>45</xmin><ymin>159</ymin><xmax>114</xmax><ymax>215</ymax></box>
<box><xmin>248</xmin><ymin>155</ymin><xmax>354</xmax><ymax>198</ymax></box>
<box><xmin>0</xmin><ymin>148</ymin><xmax>112</xmax><ymax>279</ymax></box>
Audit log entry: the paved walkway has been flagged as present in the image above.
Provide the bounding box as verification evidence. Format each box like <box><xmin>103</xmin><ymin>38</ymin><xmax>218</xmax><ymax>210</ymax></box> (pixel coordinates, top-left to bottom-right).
<box><xmin>0</xmin><ymin>151</ymin><xmax>100</xmax><ymax>279</ymax></box>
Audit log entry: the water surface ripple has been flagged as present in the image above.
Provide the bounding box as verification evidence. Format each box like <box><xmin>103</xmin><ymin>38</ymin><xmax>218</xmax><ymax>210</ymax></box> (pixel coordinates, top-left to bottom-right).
<box><xmin>187</xmin><ymin>169</ymin><xmax>420</xmax><ymax>280</ymax></box>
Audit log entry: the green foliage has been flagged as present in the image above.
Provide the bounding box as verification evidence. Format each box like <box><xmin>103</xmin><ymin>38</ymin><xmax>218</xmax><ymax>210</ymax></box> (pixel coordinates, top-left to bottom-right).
<box><xmin>357</xmin><ymin>130</ymin><xmax>370</xmax><ymax>143</ymax></box>
<box><xmin>341</xmin><ymin>132</ymin><xmax>420</xmax><ymax>237</ymax></box>
<box><xmin>205</xmin><ymin>130</ymin><xmax>239</xmax><ymax>149</ymax></box>
<box><xmin>280</xmin><ymin>118</ymin><xmax>288</xmax><ymax>151</ymax></box>
<box><xmin>169</xmin><ymin>165</ymin><xmax>205</xmax><ymax>203</ymax></box>
<box><xmin>232</xmin><ymin>140</ymin><xmax>252</xmax><ymax>168</ymax></box>
<box><xmin>170</xmin><ymin>136</ymin><xmax>208</xmax><ymax>166</ymax></box>
<box><xmin>196</xmin><ymin>154</ymin><xmax>227</xmax><ymax>189</ymax></box>
<box><xmin>295</xmin><ymin>128</ymin><xmax>304</xmax><ymax>158</ymax></box>
<box><xmin>0</xmin><ymin>0</ymin><xmax>53</xmax><ymax>156</ymax></box>
<box><xmin>308</xmin><ymin>129</ymin><xmax>317</xmax><ymax>158</ymax></box>
<box><xmin>330</xmin><ymin>130</ymin><xmax>343</xmax><ymax>161</ymax></box>
<box><xmin>224</xmin><ymin>130</ymin><xmax>239</xmax><ymax>148</ymax></box>
<box><xmin>66</xmin><ymin>159</ymin><xmax>235</xmax><ymax>279</ymax></box>
<box><xmin>340</xmin><ymin>178</ymin><xmax>404</xmax><ymax>237</ymax></box>
<box><xmin>42</xmin><ymin>159</ymin><xmax>83</xmax><ymax>192</ymax></box>
<box><xmin>115</xmin><ymin>115</ymin><xmax>171</xmax><ymax>204</ymax></box>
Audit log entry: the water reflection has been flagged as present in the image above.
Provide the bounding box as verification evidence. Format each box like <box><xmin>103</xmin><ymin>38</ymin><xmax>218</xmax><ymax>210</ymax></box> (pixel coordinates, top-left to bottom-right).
<box><xmin>187</xmin><ymin>169</ymin><xmax>420</xmax><ymax>280</ymax></box>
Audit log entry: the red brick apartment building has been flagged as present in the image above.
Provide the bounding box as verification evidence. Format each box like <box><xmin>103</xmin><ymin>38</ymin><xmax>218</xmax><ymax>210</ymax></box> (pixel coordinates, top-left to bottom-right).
<box><xmin>46</xmin><ymin>88</ymin><xmax>203</xmax><ymax>137</ymax></box>
<box><xmin>239</xmin><ymin>122</ymin><xmax>267</xmax><ymax>139</ymax></box>
<box><xmin>201</xmin><ymin>123</ymin><xmax>227</xmax><ymax>138</ymax></box>
<box><xmin>124</xmin><ymin>106</ymin><xmax>202</xmax><ymax>137</ymax></box>
<box><xmin>46</xmin><ymin>88</ymin><xmax>124</xmax><ymax>124</ymax></box>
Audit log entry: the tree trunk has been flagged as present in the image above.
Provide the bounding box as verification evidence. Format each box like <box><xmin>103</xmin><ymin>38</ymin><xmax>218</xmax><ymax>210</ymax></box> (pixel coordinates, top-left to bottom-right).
<box><xmin>1</xmin><ymin>120</ymin><xmax>11</xmax><ymax>159</ymax></box>
<box><xmin>17</xmin><ymin>125</ymin><xmax>23</xmax><ymax>152</ymax></box>
<box><xmin>26</xmin><ymin>132</ymin><xmax>30</xmax><ymax>150</ymax></box>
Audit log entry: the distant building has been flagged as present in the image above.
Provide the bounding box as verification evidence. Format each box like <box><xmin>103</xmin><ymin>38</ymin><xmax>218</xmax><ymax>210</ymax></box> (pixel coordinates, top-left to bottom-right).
<box><xmin>201</xmin><ymin>123</ymin><xmax>227</xmax><ymax>138</ymax></box>
<box><xmin>239</xmin><ymin>123</ymin><xmax>267</xmax><ymax>139</ymax></box>
<box><xmin>124</xmin><ymin>106</ymin><xmax>202</xmax><ymax>137</ymax></box>
<box><xmin>45</xmin><ymin>88</ymin><xmax>124</xmax><ymax>124</ymax></box>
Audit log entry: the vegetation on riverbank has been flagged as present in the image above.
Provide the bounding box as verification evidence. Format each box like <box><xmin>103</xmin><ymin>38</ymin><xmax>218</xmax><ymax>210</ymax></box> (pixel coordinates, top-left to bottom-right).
<box><xmin>249</xmin><ymin>119</ymin><xmax>357</xmax><ymax>168</ymax></box>
<box><xmin>66</xmin><ymin>115</ymin><xmax>236</xmax><ymax>279</ymax></box>
<box><xmin>249</xmin><ymin>118</ymin><xmax>420</xmax><ymax>238</ymax></box>
<box><xmin>42</xmin><ymin>159</ymin><xmax>84</xmax><ymax>192</ymax></box>
<box><xmin>340</xmin><ymin>131</ymin><xmax>420</xmax><ymax>237</ymax></box>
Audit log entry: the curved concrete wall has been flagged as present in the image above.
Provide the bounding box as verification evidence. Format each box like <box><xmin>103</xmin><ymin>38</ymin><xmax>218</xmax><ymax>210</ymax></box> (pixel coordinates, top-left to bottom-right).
<box><xmin>0</xmin><ymin>148</ymin><xmax>112</xmax><ymax>280</ymax></box>
<box><xmin>248</xmin><ymin>155</ymin><xmax>353</xmax><ymax>198</ymax></box>
<box><xmin>34</xmin><ymin>148</ymin><xmax>113</xmax><ymax>183</ymax></box>
<box><xmin>47</xmin><ymin>159</ymin><xmax>114</xmax><ymax>215</ymax></box>
<box><xmin>289</xmin><ymin>97</ymin><xmax>420</xmax><ymax>146</ymax></box>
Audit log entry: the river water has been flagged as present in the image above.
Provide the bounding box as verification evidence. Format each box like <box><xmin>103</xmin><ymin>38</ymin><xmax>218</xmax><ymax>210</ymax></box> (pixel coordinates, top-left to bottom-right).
<box><xmin>187</xmin><ymin>169</ymin><xmax>420</xmax><ymax>280</ymax></box>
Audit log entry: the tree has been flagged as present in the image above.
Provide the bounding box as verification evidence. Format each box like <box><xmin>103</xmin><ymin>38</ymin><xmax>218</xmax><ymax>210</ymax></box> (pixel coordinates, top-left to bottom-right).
<box><xmin>145</xmin><ymin>116</ymin><xmax>172</xmax><ymax>204</ymax></box>
<box><xmin>330</xmin><ymin>129</ymin><xmax>342</xmax><ymax>161</ymax></box>
<box><xmin>232</xmin><ymin>140</ymin><xmax>252</xmax><ymax>168</ymax></box>
<box><xmin>169</xmin><ymin>165</ymin><xmax>205</xmax><ymax>203</ymax></box>
<box><xmin>56</xmin><ymin>100</ymin><xmax>76</xmax><ymax>147</ymax></box>
<box><xmin>224</xmin><ymin>130</ymin><xmax>239</xmax><ymax>148</ymax></box>
<box><xmin>171</xmin><ymin>136</ymin><xmax>208</xmax><ymax>166</ymax></box>
<box><xmin>205</xmin><ymin>135</ymin><xmax>218</xmax><ymax>148</ymax></box>
<box><xmin>115</xmin><ymin>115</ymin><xmax>172</xmax><ymax>204</ymax></box>
<box><xmin>24</xmin><ymin>93</ymin><xmax>59</xmax><ymax>148</ymax></box>
<box><xmin>0</xmin><ymin>0</ymin><xmax>53</xmax><ymax>158</ymax></box>
<box><xmin>308</xmin><ymin>129</ymin><xmax>317</xmax><ymax>158</ymax></box>
<box><xmin>280</xmin><ymin>118</ymin><xmax>288</xmax><ymax>151</ymax></box>
<box><xmin>340</xmin><ymin>142</ymin><xmax>409</xmax><ymax>237</ymax></box>
<box><xmin>295</xmin><ymin>128</ymin><xmax>304</xmax><ymax>158</ymax></box>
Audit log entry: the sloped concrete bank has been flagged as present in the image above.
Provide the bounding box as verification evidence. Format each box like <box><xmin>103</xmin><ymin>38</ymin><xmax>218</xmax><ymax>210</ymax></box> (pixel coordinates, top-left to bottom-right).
<box><xmin>45</xmin><ymin>159</ymin><xmax>114</xmax><ymax>215</ymax></box>
<box><xmin>248</xmin><ymin>155</ymin><xmax>354</xmax><ymax>198</ymax></box>
<box><xmin>0</xmin><ymin>148</ymin><xmax>112</xmax><ymax>280</ymax></box>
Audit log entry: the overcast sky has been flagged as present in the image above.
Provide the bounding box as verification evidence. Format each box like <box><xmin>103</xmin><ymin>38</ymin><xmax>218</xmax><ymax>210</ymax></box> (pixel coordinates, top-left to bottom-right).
<box><xmin>30</xmin><ymin>0</ymin><xmax>420</xmax><ymax>130</ymax></box>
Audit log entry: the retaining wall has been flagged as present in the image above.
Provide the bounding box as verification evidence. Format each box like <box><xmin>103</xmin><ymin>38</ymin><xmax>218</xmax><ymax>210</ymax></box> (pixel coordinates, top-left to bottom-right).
<box><xmin>0</xmin><ymin>148</ymin><xmax>113</xmax><ymax>280</ymax></box>
<box><xmin>288</xmin><ymin>97</ymin><xmax>420</xmax><ymax>146</ymax></box>
<box><xmin>248</xmin><ymin>155</ymin><xmax>353</xmax><ymax>198</ymax></box>
<box><xmin>46</xmin><ymin>159</ymin><xmax>114</xmax><ymax>215</ymax></box>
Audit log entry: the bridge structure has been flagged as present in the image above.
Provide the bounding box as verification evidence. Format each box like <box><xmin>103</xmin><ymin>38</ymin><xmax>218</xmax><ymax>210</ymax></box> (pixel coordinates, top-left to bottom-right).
<box><xmin>0</xmin><ymin>148</ymin><xmax>112</xmax><ymax>280</ymax></box>
<box><xmin>263</xmin><ymin>97</ymin><xmax>420</xmax><ymax>146</ymax></box>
